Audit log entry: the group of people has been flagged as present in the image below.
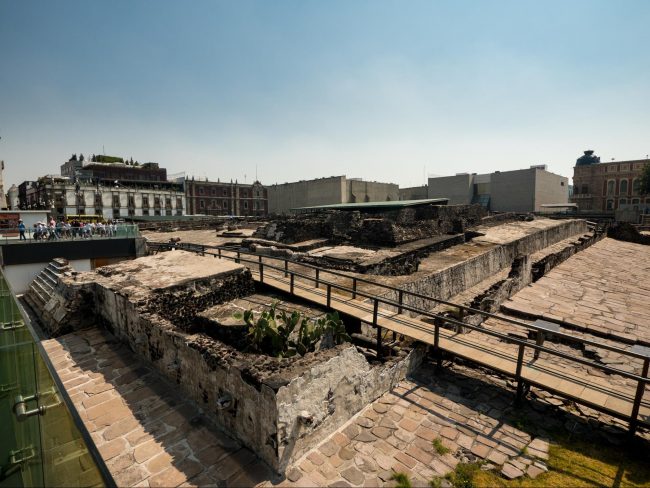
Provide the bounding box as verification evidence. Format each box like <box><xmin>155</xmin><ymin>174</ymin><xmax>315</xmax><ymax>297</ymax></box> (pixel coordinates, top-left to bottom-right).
<box><xmin>18</xmin><ymin>218</ymin><xmax>121</xmax><ymax>241</ymax></box>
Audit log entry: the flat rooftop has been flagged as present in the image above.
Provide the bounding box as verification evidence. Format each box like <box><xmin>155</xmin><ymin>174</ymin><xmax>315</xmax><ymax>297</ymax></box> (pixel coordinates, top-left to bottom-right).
<box><xmin>292</xmin><ymin>198</ymin><xmax>449</xmax><ymax>212</ymax></box>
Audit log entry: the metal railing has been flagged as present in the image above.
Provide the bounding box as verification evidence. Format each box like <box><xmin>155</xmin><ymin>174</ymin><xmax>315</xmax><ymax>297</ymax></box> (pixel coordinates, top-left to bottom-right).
<box><xmin>0</xmin><ymin>224</ymin><xmax>140</xmax><ymax>244</ymax></box>
<box><xmin>150</xmin><ymin>241</ymin><xmax>650</xmax><ymax>432</ymax></box>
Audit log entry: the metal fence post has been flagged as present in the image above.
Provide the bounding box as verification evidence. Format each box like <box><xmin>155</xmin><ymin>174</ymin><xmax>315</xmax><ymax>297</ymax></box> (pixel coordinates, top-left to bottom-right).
<box><xmin>398</xmin><ymin>290</ymin><xmax>404</xmax><ymax>314</ymax></box>
<box><xmin>434</xmin><ymin>323</ymin><xmax>441</xmax><ymax>370</ymax></box>
<box><xmin>515</xmin><ymin>343</ymin><xmax>526</xmax><ymax>404</ymax></box>
<box><xmin>377</xmin><ymin>326</ymin><xmax>383</xmax><ymax>359</ymax></box>
<box><xmin>290</xmin><ymin>273</ymin><xmax>295</xmax><ymax>295</ymax></box>
<box><xmin>326</xmin><ymin>284</ymin><xmax>331</xmax><ymax>308</ymax></box>
<box><xmin>259</xmin><ymin>256</ymin><xmax>264</xmax><ymax>283</ymax></box>
<box><xmin>315</xmin><ymin>269</ymin><xmax>320</xmax><ymax>289</ymax></box>
<box><xmin>352</xmin><ymin>278</ymin><xmax>357</xmax><ymax>299</ymax></box>
<box><xmin>629</xmin><ymin>357</ymin><xmax>649</xmax><ymax>434</ymax></box>
<box><xmin>284</xmin><ymin>260</ymin><xmax>288</xmax><ymax>278</ymax></box>
<box><xmin>218</xmin><ymin>247</ymin><xmax>222</xmax><ymax>259</ymax></box>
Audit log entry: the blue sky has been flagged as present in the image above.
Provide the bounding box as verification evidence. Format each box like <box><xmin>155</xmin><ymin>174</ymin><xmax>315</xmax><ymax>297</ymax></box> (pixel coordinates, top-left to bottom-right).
<box><xmin>1</xmin><ymin>0</ymin><xmax>649</xmax><ymax>188</ymax></box>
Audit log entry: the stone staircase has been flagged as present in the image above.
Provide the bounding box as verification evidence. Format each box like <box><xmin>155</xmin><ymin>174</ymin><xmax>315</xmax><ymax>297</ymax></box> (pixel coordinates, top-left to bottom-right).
<box><xmin>23</xmin><ymin>259</ymin><xmax>74</xmax><ymax>335</ymax></box>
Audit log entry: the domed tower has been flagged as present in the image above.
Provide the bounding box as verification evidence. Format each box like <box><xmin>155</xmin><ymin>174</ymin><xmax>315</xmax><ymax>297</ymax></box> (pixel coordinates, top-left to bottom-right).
<box><xmin>576</xmin><ymin>150</ymin><xmax>600</xmax><ymax>166</ymax></box>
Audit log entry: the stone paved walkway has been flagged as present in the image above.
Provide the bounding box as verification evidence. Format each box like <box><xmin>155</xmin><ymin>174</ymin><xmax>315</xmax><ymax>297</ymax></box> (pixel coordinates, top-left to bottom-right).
<box><xmin>42</xmin><ymin>327</ymin><xmax>273</xmax><ymax>487</ymax></box>
<box><xmin>282</xmin><ymin>362</ymin><xmax>555</xmax><ymax>487</ymax></box>
<box><xmin>503</xmin><ymin>238</ymin><xmax>650</xmax><ymax>345</ymax></box>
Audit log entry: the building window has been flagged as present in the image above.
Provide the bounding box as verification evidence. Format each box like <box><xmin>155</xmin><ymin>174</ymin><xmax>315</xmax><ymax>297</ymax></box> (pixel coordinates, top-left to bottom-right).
<box><xmin>95</xmin><ymin>194</ymin><xmax>103</xmax><ymax>206</ymax></box>
<box><xmin>113</xmin><ymin>209</ymin><xmax>120</xmax><ymax>218</ymax></box>
<box><xmin>620</xmin><ymin>179</ymin><xmax>628</xmax><ymax>195</ymax></box>
<box><xmin>606</xmin><ymin>180</ymin><xmax>615</xmax><ymax>196</ymax></box>
<box><xmin>581</xmin><ymin>184</ymin><xmax>588</xmax><ymax>194</ymax></box>
<box><xmin>154</xmin><ymin>209</ymin><xmax>161</xmax><ymax>216</ymax></box>
<box><xmin>128</xmin><ymin>195</ymin><xmax>135</xmax><ymax>208</ymax></box>
<box><xmin>165</xmin><ymin>197</ymin><xmax>171</xmax><ymax>208</ymax></box>
<box><xmin>632</xmin><ymin>198</ymin><xmax>640</xmax><ymax>205</ymax></box>
<box><xmin>113</xmin><ymin>195</ymin><xmax>120</xmax><ymax>207</ymax></box>
<box><xmin>176</xmin><ymin>198</ymin><xmax>182</xmax><ymax>209</ymax></box>
<box><xmin>242</xmin><ymin>190</ymin><xmax>247</xmax><ymax>198</ymax></box>
<box><xmin>142</xmin><ymin>195</ymin><xmax>149</xmax><ymax>208</ymax></box>
<box><xmin>244</xmin><ymin>201</ymin><xmax>248</xmax><ymax>209</ymax></box>
<box><xmin>128</xmin><ymin>208</ymin><xmax>135</xmax><ymax>217</ymax></box>
<box><xmin>632</xmin><ymin>178</ymin><xmax>640</xmax><ymax>195</ymax></box>
<box><xmin>223</xmin><ymin>200</ymin><xmax>228</xmax><ymax>209</ymax></box>
<box><xmin>200</xmin><ymin>199</ymin><xmax>205</xmax><ymax>209</ymax></box>
<box><xmin>166</xmin><ymin>209</ymin><xmax>172</xmax><ymax>216</ymax></box>
<box><xmin>212</xmin><ymin>200</ymin><xmax>217</xmax><ymax>209</ymax></box>
<box><xmin>199</xmin><ymin>187</ymin><xmax>204</xmax><ymax>195</ymax></box>
<box><xmin>619</xmin><ymin>198</ymin><xmax>627</xmax><ymax>206</ymax></box>
<box><xmin>606</xmin><ymin>199</ymin><xmax>614</xmax><ymax>210</ymax></box>
<box><xmin>223</xmin><ymin>189</ymin><xmax>227</xmax><ymax>196</ymax></box>
<box><xmin>95</xmin><ymin>207</ymin><xmax>102</xmax><ymax>216</ymax></box>
<box><xmin>143</xmin><ymin>209</ymin><xmax>149</xmax><ymax>216</ymax></box>
<box><xmin>154</xmin><ymin>196</ymin><xmax>161</xmax><ymax>208</ymax></box>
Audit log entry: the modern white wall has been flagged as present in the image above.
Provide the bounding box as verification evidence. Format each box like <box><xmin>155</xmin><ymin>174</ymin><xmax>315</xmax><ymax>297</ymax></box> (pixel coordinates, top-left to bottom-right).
<box><xmin>3</xmin><ymin>259</ymin><xmax>91</xmax><ymax>294</ymax></box>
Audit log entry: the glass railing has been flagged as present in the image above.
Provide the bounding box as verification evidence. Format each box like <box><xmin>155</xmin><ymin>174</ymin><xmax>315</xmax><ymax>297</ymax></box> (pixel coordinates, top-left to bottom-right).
<box><xmin>0</xmin><ymin>271</ymin><xmax>107</xmax><ymax>487</ymax></box>
<box><xmin>0</xmin><ymin>224</ymin><xmax>141</xmax><ymax>244</ymax></box>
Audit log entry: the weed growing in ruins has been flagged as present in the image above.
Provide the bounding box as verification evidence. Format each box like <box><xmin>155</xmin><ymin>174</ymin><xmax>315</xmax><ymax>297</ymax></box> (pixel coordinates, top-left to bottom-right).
<box><xmin>444</xmin><ymin>462</ymin><xmax>479</xmax><ymax>488</ymax></box>
<box><xmin>390</xmin><ymin>472</ymin><xmax>412</xmax><ymax>488</ymax></box>
<box><xmin>432</xmin><ymin>437</ymin><xmax>450</xmax><ymax>455</ymax></box>
<box><xmin>234</xmin><ymin>303</ymin><xmax>350</xmax><ymax>358</ymax></box>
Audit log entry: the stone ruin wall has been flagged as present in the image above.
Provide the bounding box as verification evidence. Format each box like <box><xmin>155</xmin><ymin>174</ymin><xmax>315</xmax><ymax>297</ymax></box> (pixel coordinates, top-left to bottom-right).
<box><xmin>27</xmin><ymin>259</ymin><xmax>424</xmax><ymax>472</ymax></box>
<box><xmin>256</xmin><ymin>204</ymin><xmax>489</xmax><ymax>247</ymax></box>
<box><xmin>377</xmin><ymin>219</ymin><xmax>590</xmax><ymax>313</ymax></box>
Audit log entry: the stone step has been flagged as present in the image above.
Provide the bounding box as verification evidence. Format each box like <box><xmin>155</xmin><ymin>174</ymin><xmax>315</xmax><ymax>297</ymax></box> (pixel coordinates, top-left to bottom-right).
<box><xmin>28</xmin><ymin>284</ymin><xmax>47</xmax><ymax>306</ymax></box>
<box><xmin>41</xmin><ymin>267</ymin><xmax>60</xmax><ymax>285</ymax></box>
<box><xmin>33</xmin><ymin>275</ymin><xmax>54</xmax><ymax>294</ymax></box>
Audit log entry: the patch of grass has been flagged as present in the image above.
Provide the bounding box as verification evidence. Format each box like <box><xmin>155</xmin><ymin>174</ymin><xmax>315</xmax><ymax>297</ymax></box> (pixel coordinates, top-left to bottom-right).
<box><xmin>432</xmin><ymin>437</ymin><xmax>451</xmax><ymax>455</ymax></box>
<box><xmin>429</xmin><ymin>477</ymin><xmax>442</xmax><ymax>488</ymax></box>
<box><xmin>472</xmin><ymin>432</ymin><xmax>650</xmax><ymax>487</ymax></box>
<box><xmin>445</xmin><ymin>462</ymin><xmax>480</xmax><ymax>488</ymax></box>
<box><xmin>391</xmin><ymin>472</ymin><xmax>412</xmax><ymax>488</ymax></box>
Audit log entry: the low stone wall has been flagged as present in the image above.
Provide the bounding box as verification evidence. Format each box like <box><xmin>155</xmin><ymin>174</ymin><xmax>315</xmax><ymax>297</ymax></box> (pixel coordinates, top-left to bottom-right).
<box><xmin>255</xmin><ymin>205</ymin><xmax>488</xmax><ymax>247</ymax></box>
<box><xmin>377</xmin><ymin>219</ymin><xmax>588</xmax><ymax>311</ymax></box>
<box><xmin>531</xmin><ymin>230</ymin><xmax>604</xmax><ymax>281</ymax></box>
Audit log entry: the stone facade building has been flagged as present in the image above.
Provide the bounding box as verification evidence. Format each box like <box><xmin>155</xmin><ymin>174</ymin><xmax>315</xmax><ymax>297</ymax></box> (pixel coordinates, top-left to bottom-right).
<box><xmin>570</xmin><ymin>150</ymin><xmax>650</xmax><ymax>213</ymax></box>
<box><xmin>18</xmin><ymin>176</ymin><xmax>186</xmax><ymax>220</ymax></box>
<box><xmin>428</xmin><ymin>166</ymin><xmax>568</xmax><ymax>213</ymax></box>
<box><xmin>185</xmin><ymin>179</ymin><xmax>267</xmax><ymax>217</ymax></box>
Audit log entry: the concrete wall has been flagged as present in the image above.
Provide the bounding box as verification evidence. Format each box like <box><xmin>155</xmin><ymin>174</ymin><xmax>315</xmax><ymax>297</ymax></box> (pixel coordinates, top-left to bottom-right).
<box><xmin>345</xmin><ymin>180</ymin><xmax>399</xmax><ymax>203</ymax></box>
<box><xmin>267</xmin><ymin>177</ymin><xmax>346</xmax><ymax>214</ymax></box>
<box><xmin>399</xmin><ymin>186</ymin><xmax>428</xmax><ymax>200</ymax></box>
<box><xmin>491</xmin><ymin>169</ymin><xmax>568</xmax><ymax>213</ymax></box>
<box><xmin>534</xmin><ymin>170</ymin><xmax>569</xmax><ymax>211</ymax></box>
<box><xmin>3</xmin><ymin>259</ymin><xmax>91</xmax><ymax>293</ymax></box>
<box><xmin>490</xmin><ymin>169</ymin><xmax>536</xmax><ymax>212</ymax></box>
<box><xmin>428</xmin><ymin>174</ymin><xmax>474</xmax><ymax>204</ymax></box>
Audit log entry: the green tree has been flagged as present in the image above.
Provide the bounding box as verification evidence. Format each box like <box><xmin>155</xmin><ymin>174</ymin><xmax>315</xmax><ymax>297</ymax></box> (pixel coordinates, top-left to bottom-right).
<box><xmin>640</xmin><ymin>163</ymin><xmax>650</xmax><ymax>195</ymax></box>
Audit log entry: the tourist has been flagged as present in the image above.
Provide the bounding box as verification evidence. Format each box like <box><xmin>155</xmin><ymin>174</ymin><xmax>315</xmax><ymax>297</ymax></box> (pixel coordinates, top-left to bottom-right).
<box><xmin>18</xmin><ymin>219</ymin><xmax>26</xmax><ymax>240</ymax></box>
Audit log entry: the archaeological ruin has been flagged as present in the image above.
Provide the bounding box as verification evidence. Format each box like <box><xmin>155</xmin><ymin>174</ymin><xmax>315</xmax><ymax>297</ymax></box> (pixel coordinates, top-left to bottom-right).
<box><xmin>20</xmin><ymin>201</ymin><xmax>650</xmax><ymax>486</ymax></box>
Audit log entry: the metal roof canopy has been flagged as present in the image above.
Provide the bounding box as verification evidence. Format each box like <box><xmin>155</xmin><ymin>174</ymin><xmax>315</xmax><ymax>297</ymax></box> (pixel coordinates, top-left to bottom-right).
<box><xmin>292</xmin><ymin>198</ymin><xmax>449</xmax><ymax>213</ymax></box>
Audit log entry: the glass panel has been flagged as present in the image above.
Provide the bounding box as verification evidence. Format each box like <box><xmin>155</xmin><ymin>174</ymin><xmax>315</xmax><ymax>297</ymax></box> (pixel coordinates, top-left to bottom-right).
<box><xmin>0</xmin><ymin>272</ymin><xmax>104</xmax><ymax>488</ymax></box>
